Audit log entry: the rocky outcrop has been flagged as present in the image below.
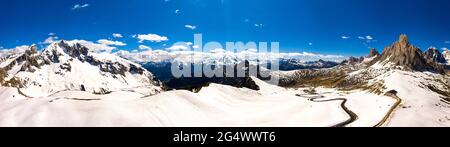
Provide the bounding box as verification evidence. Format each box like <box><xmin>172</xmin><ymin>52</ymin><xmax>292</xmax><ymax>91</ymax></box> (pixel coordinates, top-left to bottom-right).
<box><xmin>368</xmin><ymin>48</ymin><xmax>381</xmax><ymax>58</ymax></box>
<box><xmin>365</xmin><ymin>48</ymin><xmax>382</xmax><ymax>66</ymax></box>
<box><xmin>165</xmin><ymin>60</ymin><xmax>261</xmax><ymax>91</ymax></box>
<box><xmin>340</xmin><ymin>56</ymin><xmax>364</xmax><ymax>65</ymax></box>
<box><xmin>379</xmin><ymin>34</ymin><xmax>444</xmax><ymax>73</ymax></box>
<box><xmin>0</xmin><ymin>45</ymin><xmax>43</xmax><ymax>73</ymax></box>
<box><xmin>423</xmin><ymin>47</ymin><xmax>446</xmax><ymax>64</ymax></box>
<box><xmin>42</xmin><ymin>40</ymin><xmax>153</xmax><ymax>79</ymax></box>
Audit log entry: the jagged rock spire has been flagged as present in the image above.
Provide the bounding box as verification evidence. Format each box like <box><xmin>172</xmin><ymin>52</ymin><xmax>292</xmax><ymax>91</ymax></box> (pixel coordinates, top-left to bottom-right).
<box><xmin>368</xmin><ymin>48</ymin><xmax>381</xmax><ymax>58</ymax></box>
<box><xmin>379</xmin><ymin>34</ymin><xmax>444</xmax><ymax>73</ymax></box>
<box><xmin>399</xmin><ymin>34</ymin><xmax>409</xmax><ymax>45</ymax></box>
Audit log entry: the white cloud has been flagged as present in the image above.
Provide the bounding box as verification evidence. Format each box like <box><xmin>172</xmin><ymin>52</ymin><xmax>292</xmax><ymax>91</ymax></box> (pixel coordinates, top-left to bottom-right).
<box><xmin>445</xmin><ymin>41</ymin><xmax>450</xmax><ymax>44</ymax></box>
<box><xmin>186</xmin><ymin>42</ymin><xmax>193</xmax><ymax>46</ymax></box>
<box><xmin>43</xmin><ymin>36</ymin><xmax>59</xmax><ymax>44</ymax></box>
<box><xmin>136</xmin><ymin>34</ymin><xmax>168</xmax><ymax>43</ymax></box>
<box><xmin>358</xmin><ymin>36</ymin><xmax>365</xmax><ymax>40</ymax></box>
<box><xmin>175</xmin><ymin>9</ymin><xmax>180</xmax><ymax>14</ymax></box>
<box><xmin>0</xmin><ymin>45</ymin><xmax>31</xmax><ymax>58</ymax></box>
<box><xmin>308</xmin><ymin>42</ymin><xmax>313</xmax><ymax>46</ymax></box>
<box><xmin>139</xmin><ymin>45</ymin><xmax>151</xmax><ymax>50</ymax></box>
<box><xmin>97</xmin><ymin>39</ymin><xmax>127</xmax><ymax>46</ymax></box>
<box><xmin>166</xmin><ymin>45</ymin><xmax>189</xmax><ymax>51</ymax></box>
<box><xmin>341</xmin><ymin>36</ymin><xmax>350</xmax><ymax>39</ymax></box>
<box><xmin>192</xmin><ymin>45</ymin><xmax>200</xmax><ymax>49</ymax></box>
<box><xmin>366</xmin><ymin>36</ymin><xmax>373</xmax><ymax>40</ymax></box>
<box><xmin>247</xmin><ymin>48</ymin><xmax>258</xmax><ymax>53</ymax></box>
<box><xmin>113</xmin><ymin>33</ymin><xmax>123</xmax><ymax>38</ymax></box>
<box><xmin>185</xmin><ymin>25</ymin><xmax>197</xmax><ymax>30</ymax></box>
<box><xmin>72</xmin><ymin>4</ymin><xmax>89</xmax><ymax>10</ymax></box>
<box><xmin>48</xmin><ymin>33</ymin><xmax>56</xmax><ymax>36</ymax></box>
<box><xmin>442</xmin><ymin>47</ymin><xmax>449</xmax><ymax>51</ymax></box>
<box><xmin>254</xmin><ymin>24</ymin><xmax>263</xmax><ymax>27</ymax></box>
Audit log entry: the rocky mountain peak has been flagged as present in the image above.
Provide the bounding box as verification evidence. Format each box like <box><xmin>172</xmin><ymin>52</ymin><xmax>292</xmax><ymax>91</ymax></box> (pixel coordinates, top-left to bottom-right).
<box><xmin>29</xmin><ymin>44</ymin><xmax>38</xmax><ymax>54</ymax></box>
<box><xmin>423</xmin><ymin>47</ymin><xmax>446</xmax><ymax>64</ymax></box>
<box><xmin>399</xmin><ymin>34</ymin><xmax>409</xmax><ymax>46</ymax></box>
<box><xmin>379</xmin><ymin>34</ymin><xmax>444</xmax><ymax>73</ymax></box>
<box><xmin>48</xmin><ymin>40</ymin><xmax>88</xmax><ymax>55</ymax></box>
<box><xmin>368</xmin><ymin>48</ymin><xmax>381</xmax><ymax>58</ymax></box>
<box><xmin>340</xmin><ymin>56</ymin><xmax>364</xmax><ymax>65</ymax></box>
<box><xmin>1</xmin><ymin>40</ymin><xmax>162</xmax><ymax>97</ymax></box>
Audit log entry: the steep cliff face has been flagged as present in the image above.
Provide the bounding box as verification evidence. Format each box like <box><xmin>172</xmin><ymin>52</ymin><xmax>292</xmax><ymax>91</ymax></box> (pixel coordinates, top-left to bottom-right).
<box><xmin>379</xmin><ymin>34</ymin><xmax>444</xmax><ymax>73</ymax></box>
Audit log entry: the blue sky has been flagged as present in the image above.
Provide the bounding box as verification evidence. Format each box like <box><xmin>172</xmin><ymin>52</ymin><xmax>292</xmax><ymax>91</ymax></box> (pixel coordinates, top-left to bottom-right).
<box><xmin>1</xmin><ymin>0</ymin><xmax>450</xmax><ymax>56</ymax></box>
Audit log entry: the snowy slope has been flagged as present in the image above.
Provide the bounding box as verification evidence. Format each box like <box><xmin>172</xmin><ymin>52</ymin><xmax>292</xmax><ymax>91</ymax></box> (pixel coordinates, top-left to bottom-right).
<box><xmin>343</xmin><ymin>63</ymin><xmax>450</xmax><ymax>126</ymax></box>
<box><xmin>0</xmin><ymin>40</ymin><xmax>162</xmax><ymax>97</ymax></box>
<box><xmin>0</xmin><ymin>84</ymin><xmax>348</xmax><ymax>127</ymax></box>
<box><xmin>0</xmin><ymin>76</ymin><xmax>403</xmax><ymax>127</ymax></box>
<box><xmin>376</xmin><ymin>70</ymin><xmax>450</xmax><ymax>126</ymax></box>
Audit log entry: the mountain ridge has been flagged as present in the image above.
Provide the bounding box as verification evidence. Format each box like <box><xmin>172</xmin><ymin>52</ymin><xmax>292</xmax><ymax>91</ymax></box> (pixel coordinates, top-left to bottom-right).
<box><xmin>0</xmin><ymin>40</ymin><xmax>162</xmax><ymax>97</ymax></box>
<box><xmin>376</xmin><ymin>34</ymin><xmax>445</xmax><ymax>73</ymax></box>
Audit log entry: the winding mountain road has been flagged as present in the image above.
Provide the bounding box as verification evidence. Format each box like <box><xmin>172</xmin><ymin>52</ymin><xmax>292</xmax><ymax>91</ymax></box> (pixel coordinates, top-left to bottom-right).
<box><xmin>296</xmin><ymin>90</ymin><xmax>402</xmax><ymax>127</ymax></box>
<box><xmin>373</xmin><ymin>90</ymin><xmax>402</xmax><ymax>127</ymax></box>
<box><xmin>295</xmin><ymin>94</ymin><xmax>358</xmax><ymax>127</ymax></box>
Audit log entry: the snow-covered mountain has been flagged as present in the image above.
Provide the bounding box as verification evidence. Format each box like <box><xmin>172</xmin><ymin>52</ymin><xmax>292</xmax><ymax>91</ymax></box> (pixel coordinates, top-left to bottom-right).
<box><xmin>277</xmin><ymin>59</ymin><xmax>338</xmax><ymax>71</ymax></box>
<box><xmin>0</xmin><ymin>40</ymin><xmax>162</xmax><ymax>97</ymax></box>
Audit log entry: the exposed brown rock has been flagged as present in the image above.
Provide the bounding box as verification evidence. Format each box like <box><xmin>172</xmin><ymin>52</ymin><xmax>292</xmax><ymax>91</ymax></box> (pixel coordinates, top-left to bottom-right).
<box><xmin>380</xmin><ymin>34</ymin><xmax>444</xmax><ymax>73</ymax></box>
<box><xmin>340</xmin><ymin>56</ymin><xmax>364</xmax><ymax>65</ymax></box>
<box><xmin>368</xmin><ymin>48</ymin><xmax>381</xmax><ymax>58</ymax></box>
